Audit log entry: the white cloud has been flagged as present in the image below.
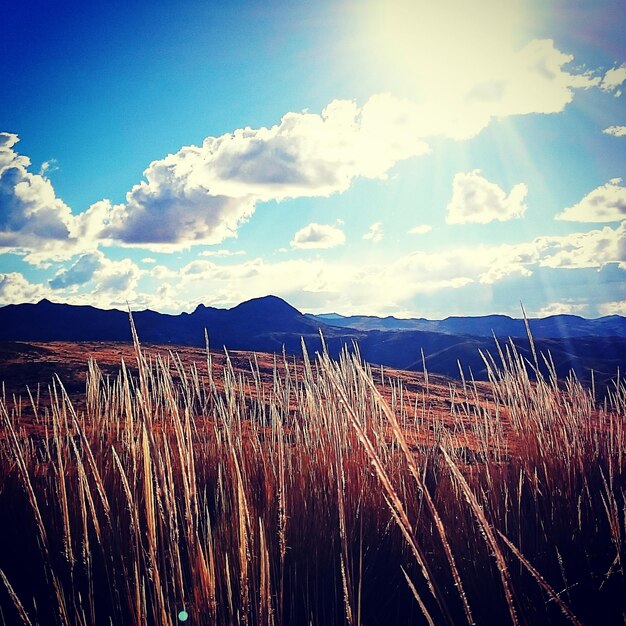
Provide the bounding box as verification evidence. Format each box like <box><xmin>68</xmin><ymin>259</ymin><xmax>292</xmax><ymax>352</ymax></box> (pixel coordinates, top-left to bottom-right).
<box><xmin>0</xmin><ymin>38</ymin><xmax>609</xmax><ymax>257</ymax></box>
<box><xmin>384</xmin><ymin>241</ymin><xmax>534</xmax><ymax>289</ymax></box>
<box><xmin>476</xmin><ymin>242</ymin><xmax>538</xmax><ymax>283</ymax></box>
<box><xmin>189</xmin><ymin>97</ymin><xmax>430</xmax><ymax>202</ymax></box>
<box><xmin>4</xmin><ymin>220</ymin><xmax>623</xmax><ymax>316</ymax></box>
<box><xmin>397</xmin><ymin>39</ymin><xmax>600</xmax><ymax>141</ymax></box>
<box><xmin>41</xmin><ymin>40</ymin><xmax>600</xmax><ymax>252</ymax></box>
<box><xmin>603</xmin><ymin>126</ymin><xmax>626</xmax><ymax>137</ymax></box>
<box><xmin>536</xmin><ymin>222</ymin><xmax>626</xmax><ymax>270</ymax></box>
<box><xmin>141</xmin><ymin>257</ymin><xmax>156</xmax><ymax>264</ymax></box>
<box><xmin>39</xmin><ymin>159</ymin><xmax>59</xmax><ymax>176</ymax></box>
<box><xmin>69</xmin><ymin>96</ymin><xmax>430</xmax><ymax>252</ymax></box>
<box><xmin>0</xmin><ymin>272</ymin><xmax>48</xmax><ymax>305</ymax></box>
<box><xmin>363</xmin><ymin>0</ymin><xmax>601</xmax><ymax>138</ymax></box>
<box><xmin>177</xmin><ymin>257</ymin><xmax>351</xmax><ymax>310</ymax></box>
<box><xmin>199</xmin><ymin>249</ymin><xmax>246</xmax><ymax>257</ymax></box>
<box><xmin>290</xmin><ymin>223</ymin><xmax>346</xmax><ymax>249</ymax></box>
<box><xmin>151</xmin><ymin>264</ymin><xmax>178</xmax><ymax>280</ymax></box>
<box><xmin>535</xmin><ymin>222</ymin><xmax>626</xmax><ymax>269</ymax></box>
<box><xmin>0</xmin><ymin>38</ymin><xmax>612</xmax><ymax>263</ymax></box>
<box><xmin>86</xmin><ymin>221</ymin><xmax>626</xmax><ymax>315</ymax></box>
<box><xmin>597</xmin><ymin>300</ymin><xmax>626</xmax><ymax>316</ymax></box>
<box><xmin>408</xmin><ymin>224</ymin><xmax>432</xmax><ymax>235</ymax></box>
<box><xmin>446</xmin><ymin>170</ymin><xmax>527</xmax><ymax>224</ymax></box>
<box><xmin>159</xmin><ymin>241</ymin><xmax>519</xmax><ymax>315</ymax></box>
<box><xmin>601</xmin><ymin>63</ymin><xmax>626</xmax><ymax>95</ymax></box>
<box><xmin>380</xmin><ymin>222</ymin><xmax>626</xmax><ymax>295</ymax></box>
<box><xmin>96</xmin><ymin>193</ymin><xmax>257</xmax><ymax>251</ymax></box>
<box><xmin>180</xmin><ymin>259</ymin><xmax>216</xmax><ymax>278</ymax></box>
<box><xmin>0</xmin><ymin>133</ymin><xmax>84</xmax><ymax>264</ymax></box>
<box><xmin>495</xmin><ymin>39</ymin><xmax>601</xmax><ymax>112</ymax></box>
<box><xmin>363</xmin><ymin>222</ymin><xmax>384</xmax><ymax>242</ymax></box>
<box><xmin>534</xmin><ymin>302</ymin><xmax>588</xmax><ymax>317</ymax></box>
<box><xmin>556</xmin><ymin>179</ymin><xmax>626</xmax><ymax>222</ymax></box>
<box><xmin>49</xmin><ymin>252</ymin><xmax>102</xmax><ymax>289</ymax></box>
<box><xmin>49</xmin><ymin>250</ymin><xmax>142</xmax><ymax>295</ymax></box>
<box><xmin>94</xmin><ymin>257</ymin><xmax>142</xmax><ymax>294</ymax></box>
<box><xmin>131</xmin><ymin>283</ymin><xmax>179</xmax><ymax>312</ymax></box>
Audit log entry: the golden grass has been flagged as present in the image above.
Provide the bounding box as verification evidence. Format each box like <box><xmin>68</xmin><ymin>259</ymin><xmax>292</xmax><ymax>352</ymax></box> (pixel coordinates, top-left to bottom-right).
<box><xmin>0</xmin><ymin>331</ymin><xmax>624</xmax><ymax>625</ymax></box>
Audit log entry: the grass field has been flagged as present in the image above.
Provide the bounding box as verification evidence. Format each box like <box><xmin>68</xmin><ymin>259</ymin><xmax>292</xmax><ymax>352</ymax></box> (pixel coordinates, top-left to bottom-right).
<box><xmin>0</xmin><ymin>327</ymin><xmax>624</xmax><ymax>625</ymax></box>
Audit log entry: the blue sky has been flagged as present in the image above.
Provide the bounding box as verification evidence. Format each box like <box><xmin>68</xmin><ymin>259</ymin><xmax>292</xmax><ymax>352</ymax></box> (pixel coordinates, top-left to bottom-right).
<box><xmin>1</xmin><ymin>0</ymin><xmax>625</xmax><ymax>318</ymax></box>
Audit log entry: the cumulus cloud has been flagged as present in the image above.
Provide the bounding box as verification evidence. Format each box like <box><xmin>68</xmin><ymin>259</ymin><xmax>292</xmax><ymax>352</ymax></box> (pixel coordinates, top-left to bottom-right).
<box><xmin>177</xmin><ymin>257</ymin><xmax>349</xmax><ymax>310</ymax></box>
<box><xmin>49</xmin><ymin>252</ymin><xmax>102</xmax><ymax>289</ymax></box>
<box><xmin>5</xmin><ymin>219</ymin><xmax>623</xmax><ymax>315</ymax></box>
<box><xmin>494</xmin><ymin>39</ymin><xmax>600</xmax><ymax>111</ymax></box>
<box><xmin>0</xmin><ymin>272</ymin><xmax>48</xmax><ymax>305</ymax></box>
<box><xmin>49</xmin><ymin>250</ymin><xmax>142</xmax><ymax>294</ymax></box>
<box><xmin>290</xmin><ymin>223</ymin><xmax>346</xmax><ymax>249</ymax></box>
<box><xmin>95</xmin><ymin>194</ymin><xmax>257</xmax><ymax>251</ymax></box>
<box><xmin>94</xmin><ymin>257</ymin><xmax>141</xmax><ymax>293</ymax></box>
<box><xmin>179</xmin><ymin>260</ymin><xmax>216</xmax><ymax>278</ymax></box>
<box><xmin>534</xmin><ymin>302</ymin><xmax>588</xmax><ymax>317</ymax></box>
<box><xmin>0</xmin><ymin>133</ymin><xmax>83</xmax><ymax>264</ymax></box>
<box><xmin>598</xmin><ymin>300</ymin><xmax>626</xmax><ymax>316</ymax></box>
<box><xmin>603</xmin><ymin>126</ymin><xmax>626</xmax><ymax>137</ymax></box>
<box><xmin>51</xmin><ymin>40</ymin><xmax>599</xmax><ymax>252</ymax></box>
<box><xmin>77</xmin><ymin>95</ymin><xmax>433</xmax><ymax>253</ymax></box>
<box><xmin>556</xmin><ymin>179</ymin><xmax>626</xmax><ymax>222</ymax></box>
<box><xmin>363</xmin><ymin>222</ymin><xmax>384</xmax><ymax>242</ymax></box>
<box><xmin>408</xmin><ymin>224</ymin><xmax>432</xmax><ymax>235</ymax></box>
<box><xmin>78</xmin><ymin>96</ymin><xmax>431</xmax><ymax>251</ymax></box>
<box><xmin>151</xmin><ymin>264</ymin><xmax>178</xmax><ymax>280</ymax></box>
<box><xmin>381</xmin><ymin>222</ymin><xmax>626</xmax><ymax>293</ymax></box>
<box><xmin>105</xmin><ymin>222</ymin><xmax>626</xmax><ymax>313</ymax></box>
<box><xmin>190</xmin><ymin>97</ymin><xmax>430</xmax><ymax>201</ymax></box>
<box><xmin>384</xmin><ymin>241</ymin><xmax>535</xmax><ymax>290</ymax></box>
<box><xmin>601</xmin><ymin>63</ymin><xmax>626</xmax><ymax>95</ymax></box>
<box><xmin>0</xmin><ymin>37</ymin><xmax>613</xmax><ymax>264</ymax></box>
<box><xmin>407</xmin><ymin>39</ymin><xmax>600</xmax><ymax>141</ymax></box>
<box><xmin>446</xmin><ymin>170</ymin><xmax>528</xmax><ymax>224</ymax></box>
<box><xmin>536</xmin><ymin>222</ymin><xmax>626</xmax><ymax>270</ymax></box>
<box><xmin>174</xmin><ymin>239</ymin><xmax>540</xmax><ymax>314</ymax></box>
<box><xmin>0</xmin><ymin>38</ymin><xmax>608</xmax><ymax>257</ymax></box>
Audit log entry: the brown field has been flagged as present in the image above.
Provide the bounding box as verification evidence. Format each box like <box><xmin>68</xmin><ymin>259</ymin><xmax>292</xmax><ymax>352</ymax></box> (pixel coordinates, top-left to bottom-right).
<box><xmin>0</xmin><ymin>340</ymin><xmax>493</xmax><ymax>446</ymax></box>
<box><xmin>0</xmin><ymin>335</ymin><xmax>624</xmax><ymax>625</ymax></box>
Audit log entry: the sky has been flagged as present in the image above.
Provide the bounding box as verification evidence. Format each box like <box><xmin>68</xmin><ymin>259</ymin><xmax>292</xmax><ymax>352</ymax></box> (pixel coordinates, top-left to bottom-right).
<box><xmin>1</xmin><ymin>0</ymin><xmax>625</xmax><ymax>319</ymax></box>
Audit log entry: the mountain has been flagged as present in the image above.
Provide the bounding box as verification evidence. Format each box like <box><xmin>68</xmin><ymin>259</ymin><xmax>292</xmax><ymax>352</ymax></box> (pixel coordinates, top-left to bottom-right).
<box><xmin>0</xmin><ymin>299</ymin><xmax>131</xmax><ymax>342</ymax></box>
<box><xmin>306</xmin><ymin>312</ymin><xmax>626</xmax><ymax>338</ymax></box>
<box><xmin>1</xmin><ymin>297</ymin><xmax>625</xmax><ymax>387</ymax></box>
<box><xmin>0</xmin><ymin>296</ymin><xmax>341</xmax><ymax>352</ymax></box>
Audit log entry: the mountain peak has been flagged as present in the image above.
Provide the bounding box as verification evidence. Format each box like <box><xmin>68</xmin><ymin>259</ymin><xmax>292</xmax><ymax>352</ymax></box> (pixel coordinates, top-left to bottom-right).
<box><xmin>231</xmin><ymin>295</ymin><xmax>302</xmax><ymax>316</ymax></box>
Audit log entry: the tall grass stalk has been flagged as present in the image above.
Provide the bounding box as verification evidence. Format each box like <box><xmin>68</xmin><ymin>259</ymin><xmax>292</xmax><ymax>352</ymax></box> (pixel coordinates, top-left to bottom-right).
<box><xmin>0</xmin><ymin>330</ymin><xmax>624</xmax><ymax>624</ymax></box>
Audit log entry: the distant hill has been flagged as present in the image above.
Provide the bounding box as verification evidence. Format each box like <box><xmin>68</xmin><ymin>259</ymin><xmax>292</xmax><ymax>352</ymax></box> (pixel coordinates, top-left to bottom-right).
<box><xmin>306</xmin><ymin>312</ymin><xmax>626</xmax><ymax>338</ymax></box>
<box><xmin>356</xmin><ymin>329</ymin><xmax>626</xmax><ymax>384</ymax></box>
<box><xmin>1</xmin><ymin>297</ymin><xmax>625</xmax><ymax>386</ymax></box>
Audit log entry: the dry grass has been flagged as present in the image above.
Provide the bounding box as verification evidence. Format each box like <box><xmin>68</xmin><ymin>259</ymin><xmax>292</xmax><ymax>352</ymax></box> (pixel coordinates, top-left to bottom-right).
<box><xmin>0</xmin><ymin>331</ymin><xmax>624</xmax><ymax>625</ymax></box>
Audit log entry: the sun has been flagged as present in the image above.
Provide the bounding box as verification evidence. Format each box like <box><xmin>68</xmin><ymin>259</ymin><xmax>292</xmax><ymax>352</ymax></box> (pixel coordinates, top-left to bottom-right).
<box><xmin>353</xmin><ymin>0</ymin><xmax>532</xmax><ymax>99</ymax></box>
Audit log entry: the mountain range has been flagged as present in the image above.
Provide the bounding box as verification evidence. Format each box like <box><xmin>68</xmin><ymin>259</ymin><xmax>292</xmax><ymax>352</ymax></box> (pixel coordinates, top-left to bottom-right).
<box><xmin>307</xmin><ymin>311</ymin><xmax>626</xmax><ymax>338</ymax></box>
<box><xmin>1</xmin><ymin>296</ymin><xmax>625</xmax><ymax>386</ymax></box>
